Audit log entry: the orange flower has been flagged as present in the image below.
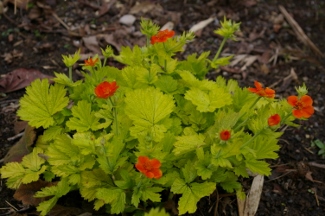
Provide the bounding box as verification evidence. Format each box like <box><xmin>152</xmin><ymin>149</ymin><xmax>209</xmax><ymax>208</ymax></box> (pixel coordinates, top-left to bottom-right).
<box><xmin>220</xmin><ymin>130</ymin><xmax>231</xmax><ymax>141</ymax></box>
<box><xmin>248</xmin><ymin>81</ymin><xmax>275</xmax><ymax>98</ymax></box>
<box><xmin>94</xmin><ymin>81</ymin><xmax>119</xmax><ymax>99</ymax></box>
<box><xmin>268</xmin><ymin>114</ymin><xmax>281</xmax><ymax>126</ymax></box>
<box><xmin>150</xmin><ymin>29</ymin><xmax>175</xmax><ymax>44</ymax></box>
<box><xmin>84</xmin><ymin>57</ymin><xmax>98</xmax><ymax>67</ymax></box>
<box><xmin>287</xmin><ymin>95</ymin><xmax>314</xmax><ymax>118</ymax></box>
<box><xmin>135</xmin><ymin>156</ymin><xmax>162</xmax><ymax>179</ymax></box>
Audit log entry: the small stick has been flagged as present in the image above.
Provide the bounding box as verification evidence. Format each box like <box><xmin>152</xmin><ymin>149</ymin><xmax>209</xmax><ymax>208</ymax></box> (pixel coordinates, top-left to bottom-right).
<box><xmin>279</xmin><ymin>5</ymin><xmax>324</xmax><ymax>57</ymax></box>
<box><xmin>7</xmin><ymin>132</ymin><xmax>24</xmax><ymax>141</ymax></box>
<box><xmin>308</xmin><ymin>161</ymin><xmax>325</xmax><ymax>169</ymax></box>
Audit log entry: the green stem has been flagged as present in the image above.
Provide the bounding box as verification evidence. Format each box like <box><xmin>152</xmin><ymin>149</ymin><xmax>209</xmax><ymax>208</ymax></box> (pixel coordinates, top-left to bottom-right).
<box><xmin>233</xmin><ymin>97</ymin><xmax>262</xmax><ymax>131</ymax></box>
<box><xmin>110</xmin><ymin>97</ymin><xmax>119</xmax><ymax>136</ymax></box>
<box><xmin>213</xmin><ymin>37</ymin><xmax>227</xmax><ymax>62</ymax></box>
<box><xmin>68</xmin><ymin>66</ymin><xmax>72</xmax><ymax>81</ymax></box>
<box><xmin>103</xmin><ymin>57</ymin><xmax>107</xmax><ymax>67</ymax></box>
<box><xmin>241</xmin><ymin>129</ymin><xmax>264</xmax><ymax>148</ymax></box>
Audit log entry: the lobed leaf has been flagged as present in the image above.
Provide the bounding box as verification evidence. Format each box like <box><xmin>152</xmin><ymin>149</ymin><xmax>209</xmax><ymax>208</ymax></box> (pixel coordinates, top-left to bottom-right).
<box><xmin>17</xmin><ymin>79</ymin><xmax>69</xmax><ymax>129</ymax></box>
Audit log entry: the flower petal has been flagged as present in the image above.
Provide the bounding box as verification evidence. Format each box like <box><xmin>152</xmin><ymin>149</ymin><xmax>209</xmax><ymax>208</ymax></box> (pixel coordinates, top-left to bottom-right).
<box><xmin>150</xmin><ymin>159</ymin><xmax>161</xmax><ymax>169</ymax></box>
<box><xmin>287</xmin><ymin>95</ymin><xmax>298</xmax><ymax>107</ymax></box>
<box><xmin>265</xmin><ymin>88</ymin><xmax>275</xmax><ymax>98</ymax></box>
<box><xmin>292</xmin><ymin>109</ymin><xmax>304</xmax><ymax>118</ymax></box>
<box><xmin>300</xmin><ymin>95</ymin><xmax>313</xmax><ymax>106</ymax></box>
<box><xmin>254</xmin><ymin>81</ymin><xmax>263</xmax><ymax>90</ymax></box>
<box><xmin>152</xmin><ymin>169</ymin><xmax>163</xmax><ymax>179</ymax></box>
<box><xmin>301</xmin><ymin>106</ymin><xmax>314</xmax><ymax>118</ymax></box>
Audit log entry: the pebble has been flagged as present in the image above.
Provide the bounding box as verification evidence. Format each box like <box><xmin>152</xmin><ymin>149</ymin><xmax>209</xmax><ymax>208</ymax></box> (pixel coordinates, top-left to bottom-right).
<box><xmin>119</xmin><ymin>14</ymin><xmax>136</xmax><ymax>26</ymax></box>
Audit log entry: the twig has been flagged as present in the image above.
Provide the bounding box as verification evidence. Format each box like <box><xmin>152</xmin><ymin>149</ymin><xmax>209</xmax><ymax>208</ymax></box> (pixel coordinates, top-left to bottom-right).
<box><xmin>51</xmin><ymin>11</ymin><xmax>70</xmax><ymax>30</ymax></box>
<box><xmin>308</xmin><ymin>162</ymin><xmax>325</xmax><ymax>169</ymax></box>
<box><xmin>279</xmin><ymin>5</ymin><xmax>324</xmax><ymax>58</ymax></box>
<box><xmin>4</xmin><ymin>201</ymin><xmax>18</xmax><ymax>212</ymax></box>
<box><xmin>7</xmin><ymin>132</ymin><xmax>24</xmax><ymax>141</ymax></box>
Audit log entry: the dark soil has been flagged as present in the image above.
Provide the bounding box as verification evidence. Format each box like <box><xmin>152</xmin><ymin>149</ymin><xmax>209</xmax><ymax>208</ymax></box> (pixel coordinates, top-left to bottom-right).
<box><xmin>1</xmin><ymin>0</ymin><xmax>325</xmax><ymax>215</ymax></box>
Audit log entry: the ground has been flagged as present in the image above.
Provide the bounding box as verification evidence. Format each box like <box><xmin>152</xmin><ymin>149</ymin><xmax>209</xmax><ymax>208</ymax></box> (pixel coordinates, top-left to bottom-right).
<box><xmin>0</xmin><ymin>0</ymin><xmax>325</xmax><ymax>215</ymax></box>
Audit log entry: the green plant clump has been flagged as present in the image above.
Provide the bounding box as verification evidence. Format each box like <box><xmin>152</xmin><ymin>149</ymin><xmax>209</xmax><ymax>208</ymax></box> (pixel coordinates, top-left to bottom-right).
<box><xmin>0</xmin><ymin>18</ymin><xmax>314</xmax><ymax>215</ymax></box>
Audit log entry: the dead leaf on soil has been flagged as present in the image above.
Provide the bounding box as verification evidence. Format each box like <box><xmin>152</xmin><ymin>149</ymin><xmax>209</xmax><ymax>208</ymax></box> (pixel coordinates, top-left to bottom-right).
<box><xmin>13</xmin><ymin>180</ymin><xmax>55</xmax><ymax>206</ymax></box>
<box><xmin>0</xmin><ymin>68</ymin><xmax>54</xmax><ymax>93</ymax></box>
<box><xmin>82</xmin><ymin>35</ymin><xmax>101</xmax><ymax>54</ymax></box>
<box><xmin>3</xmin><ymin>124</ymin><xmax>36</xmax><ymax>163</ymax></box>
<box><xmin>189</xmin><ymin>17</ymin><xmax>215</xmax><ymax>34</ymax></box>
<box><xmin>129</xmin><ymin>1</ymin><xmax>156</xmax><ymax>14</ymax></box>
<box><xmin>238</xmin><ymin>175</ymin><xmax>264</xmax><ymax>216</ymax></box>
<box><xmin>2</xmin><ymin>50</ymin><xmax>23</xmax><ymax>64</ymax></box>
<box><xmin>14</xmin><ymin>121</ymin><xmax>28</xmax><ymax>135</ymax></box>
<box><xmin>5</xmin><ymin>0</ymin><xmax>29</xmax><ymax>9</ymax></box>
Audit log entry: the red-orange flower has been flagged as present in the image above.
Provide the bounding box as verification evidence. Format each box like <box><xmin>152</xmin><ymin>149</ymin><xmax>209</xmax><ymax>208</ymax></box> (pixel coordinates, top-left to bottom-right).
<box><xmin>287</xmin><ymin>95</ymin><xmax>314</xmax><ymax>118</ymax></box>
<box><xmin>220</xmin><ymin>130</ymin><xmax>231</xmax><ymax>141</ymax></box>
<box><xmin>150</xmin><ymin>29</ymin><xmax>175</xmax><ymax>44</ymax></box>
<box><xmin>135</xmin><ymin>156</ymin><xmax>162</xmax><ymax>179</ymax></box>
<box><xmin>268</xmin><ymin>114</ymin><xmax>281</xmax><ymax>126</ymax></box>
<box><xmin>84</xmin><ymin>57</ymin><xmax>98</xmax><ymax>67</ymax></box>
<box><xmin>94</xmin><ymin>81</ymin><xmax>119</xmax><ymax>99</ymax></box>
<box><xmin>248</xmin><ymin>81</ymin><xmax>275</xmax><ymax>98</ymax></box>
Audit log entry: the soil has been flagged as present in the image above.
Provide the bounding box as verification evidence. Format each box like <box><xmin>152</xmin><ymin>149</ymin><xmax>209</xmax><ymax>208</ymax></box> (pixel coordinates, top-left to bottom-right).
<box><xmin>1</xmin><ymin>0</ymin><xmax>325</xmax><ymax>215</ymax></box>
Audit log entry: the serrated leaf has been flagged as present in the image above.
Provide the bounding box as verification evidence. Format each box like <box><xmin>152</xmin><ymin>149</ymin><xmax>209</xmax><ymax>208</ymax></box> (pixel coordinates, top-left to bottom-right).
<box><xmin>115</xmin><ymin>45</ymin><xmax>144</xmax><ymax>66</ymax></box>
<box><xmin>17</xmin><ymin>79</ymin><xmax>69</xmax><ymax>129</ymax></box>
<box><xmin>136</xmin><ymin>66</ymin><xmax>158</xmax><ymax>84</ymax></box>
<box><xmin>42</xmin><ymin>126</ymin><xmax>63</xmax><ymax>142</ymax></box>
<box><xmin>96</xmin><ymin>188</ymin><xmax>126</xmax><ymax>214</ymax></box>
<box><xmin>125</xmin><ymin>87</ymin><xmax>174</xmax><ymax>142</ymax></box>
<box><xmin>0</xmin><ymin>162</ymin><xmax>26</xmax><ymax>188</ymax></box>
<box><xmin>36</xmin><ymin>197</ymin><xmax>59</xmax><ymax>216</ymax></box>
<box><xmin>173</xmin><ymin>181</ymin><xmax>216</xmax><ymax>215</ymax></box>
<box><xmin>72</xmin><ymin>132</ymin><xmax>96</xmax><ymax>155</ymax></box>
<box><xmin>35</xmin><ymin>178</ymin><xmax>71</xmax><ymax>198</ymax></box>
<box><xmin>245</xmin><ymin>158</ymin><xmax>271</xmax><ymax>176</ymax></box>
<box><xmin>53</xmin><ymin>72</ymin><xmax>82</xmax><ymax>87</ymax></box>
<box><xmin>179</xmin><ymin>52</ymin><xmax>210</xmax><ymax>79</ymax></box>
<box><xmin>219</xmin><ymin>172</ymin><xmax>241</xmax><ymax>193</ymax></box>
<box><xmin>247</xmin><ymin>136</ymin><xmax>280</xmax><ymax>159</ymax></box>
<box><xmin>173</xmin><ymin>133</ymin><xmax>205</xmax><ymax>155</ymax></box>
<box><xmin>145</xmin><ymin>208</ymin><xmax>170</xmax><ymax>216</ymax></box>
<box><xmin>155</xmin><ymin>75</ymin><xmax>178</xmax><ymax>93</ymax></box>
<box><xmin>21</xmin><ymin>166</ymin><xmax>47</xmax><ymax>184</ymax></box>
<box><xmin>66</xmin><ymin>100</ymin><xmax>101</xmax><ymax>132</ymax></box>
<box><xmin>185</xmin><ymin>86</ymin><xmax>232</xmax><ymax>112</ymax></box>
<box><xmin>141</xmin><ymin>187</ymin><xmax>163</xmax><ymax>203</ymax></box>
<box><xmin>47</xmin><ymin>134</ymin><xmax>80</xmax><ymax>166</ymax></box>
<box><xmin>21</xmin><ymin>147</ymin><xmax>45</xmax><ymax>171</ymax></box>
<box><xmin>170</xmin><ymin>178</ymin><xmax>187</xmax><ymax>194</ymax></box>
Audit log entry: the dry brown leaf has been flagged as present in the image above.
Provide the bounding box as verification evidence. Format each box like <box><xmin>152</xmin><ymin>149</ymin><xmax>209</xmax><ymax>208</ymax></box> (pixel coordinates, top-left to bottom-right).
<box><xmin>13</xmin><ymin>180</ymin><xmax>55</xmax><ymax>206</ymax></box>
<box><xmin>14</xmin><ymin>121</ymin><xmax>28</xmax><ymax>135</ymax></box>
<box><xmin>82</xmin><ymin>35</ymin><xmax>101</xmax><ymax>54</ymax></box>
<box><xmin>130</xmin><ymin>1</ymin><xmax>156</xmax><ymax>14</ymax></box>
<box><xmin>6</xmin><ymin>0</ymin><xmax>29</xmax><ymax>9</ymax></box>
<box><xmin>243</xmin><ymin>175</ymin><xmax>264</xmax><ymax>216</ymax></box>
<box><xmin>0</xmin><ymin>68</ymin><xmax>54</xmax><ymax>93</ymax></box>
<box><xmin>97</xmin><ymin>0</ymin><xmax>117</xmax><ymax>17</ymax></box>
<box><xmin>189</xmin><ymin>17</ymin><xmax>214</xmax><ymax>33</ymax></box>
<box><xmin>3</xmin><ymin>124</ymin><xmax>36</xmax><ymax>163</ymax></box>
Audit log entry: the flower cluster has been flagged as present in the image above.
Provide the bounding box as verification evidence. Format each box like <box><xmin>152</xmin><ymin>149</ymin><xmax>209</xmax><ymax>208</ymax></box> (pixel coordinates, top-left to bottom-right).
<box><xmin>135</xmin><ymin>156</ymin><xmax>162</xmax><ymax>179</ymax></box>
<box><xmin>94</xmin><ymin>81</ymin><xmax>119</xmax><ymax>99</ymax></box>
<box><xmin>84</xmin><ymin>57</ymin><xmax>98</xmax><ymax>67</ymax></box>
<box><xmin>248</xmin><ymin>80</ymin><xmax>275</xmax><ymax>98</ymax></box>
<box><xmin>287</xmin><ymin>95</ymin><xmax>314</xmax><ymax>119</ymax></box>
<box><xmin>150</xmin><ymin>29</ymin><xmax>175</xmax><ymax>44</ymax></box>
